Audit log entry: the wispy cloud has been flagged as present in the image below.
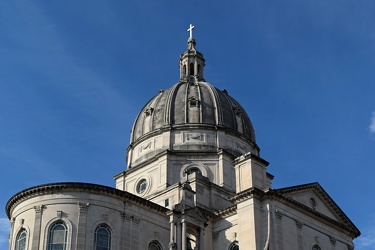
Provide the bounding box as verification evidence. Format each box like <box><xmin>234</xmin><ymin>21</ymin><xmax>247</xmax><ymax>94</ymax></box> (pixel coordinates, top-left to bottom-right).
<box><xmin>356</xmin><ymin>228</ymin><xmax>375</xmax><ymax>249</ymax></box>
<box><xmin>0</xmin><ymin>218</ymin><xmax>9</xmax><ymax>248</ymax></box>
<box><xmin>370</xmin><ymin>112</ymin><xmax>375</xmax><ymax>134</ymax></box>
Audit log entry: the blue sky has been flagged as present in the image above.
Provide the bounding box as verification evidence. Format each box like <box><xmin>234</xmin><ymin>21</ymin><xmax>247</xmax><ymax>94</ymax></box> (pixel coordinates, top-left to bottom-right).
<box><xmin>1</xmin><ymin>1</ymin><xmax>374</xmax><ymax>249</ymax></box>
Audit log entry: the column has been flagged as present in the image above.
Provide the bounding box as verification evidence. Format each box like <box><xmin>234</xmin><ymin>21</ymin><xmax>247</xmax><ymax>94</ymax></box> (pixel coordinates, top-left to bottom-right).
<box><xmin>181</xmin><ymin>219</ymin><xmax>186</xmax><ymax>250</ymax></box>
<box><xmin>275</xmin><ymin>210</ymin><xmax>283</xmax><ymax>250</ymax></box>
<box><xmin>169</xmin><ymin>219</ymin><xmax>177</xmax><ymax>250</ymax></box>
<box><xmin>31</xmin><ymin>205</ymin><xmax>45</xmax><ymax>250</ymax></box>
<box><xmin>295</xmin><ymin>220</ymin><xmax>303</xmax><ymax>250</ymax></box>
<box><xmin>76</xmin><ymin>203</ymin><xmax>89</xmax><ymax>250</ymax></box>
<box><xmin>199</xmin><ymin>227</ymin><xmax>205</xmax><ymax>250</ymax></box>
<box><xmin>176</xmin><ymin>221</ymin><xmax>181</xmax><ymax>250</ymax></box>
<box><xmin>8</xmin><ymin>218</ymin><xmax>15</xmax><ymax>250</ymax></box>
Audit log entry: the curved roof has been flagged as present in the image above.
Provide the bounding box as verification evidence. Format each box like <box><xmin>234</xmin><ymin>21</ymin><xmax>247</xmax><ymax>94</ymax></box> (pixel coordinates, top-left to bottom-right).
<box><xmin>130</xmin><ymin>81</ymin><xmax>256</xmax><ymax>146</ymax></box>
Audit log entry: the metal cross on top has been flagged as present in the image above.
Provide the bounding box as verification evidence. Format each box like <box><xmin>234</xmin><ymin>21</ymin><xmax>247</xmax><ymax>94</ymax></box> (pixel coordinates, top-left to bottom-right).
<box><xmin>187</xmin><ymin>24</ymin><xmax>195</xmax><ymax>39</ymax></box>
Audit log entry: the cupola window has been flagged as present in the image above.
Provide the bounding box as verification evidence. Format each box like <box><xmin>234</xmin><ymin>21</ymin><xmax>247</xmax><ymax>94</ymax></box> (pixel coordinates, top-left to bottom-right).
<box><xmin>188</xmin><ymin>97</ymin><xmax>199</xmax><ymax>107</ymax></box>
<box><xmin>189</xmin><ymin>63</ymin><xmax>194</xmax><ymax>76</ymax></box>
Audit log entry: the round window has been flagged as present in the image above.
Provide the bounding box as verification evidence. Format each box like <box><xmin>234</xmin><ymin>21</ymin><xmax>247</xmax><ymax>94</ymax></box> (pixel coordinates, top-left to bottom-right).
<box><xmin>136</xmin><ymin>179</ymin><xmax>148</xmax><ymax>194</ymax></box>
<box><xmin>310</xmin><ymin>197</ymin><xmax>317</xmax><ymax>208</ymax></box>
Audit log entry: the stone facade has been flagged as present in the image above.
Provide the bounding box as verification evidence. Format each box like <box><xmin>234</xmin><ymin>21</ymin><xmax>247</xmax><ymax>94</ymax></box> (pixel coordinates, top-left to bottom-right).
<box><xmin>6</xmin><ymin>29</ymin><xmax>360</xmax><ymax>250</ymax></box>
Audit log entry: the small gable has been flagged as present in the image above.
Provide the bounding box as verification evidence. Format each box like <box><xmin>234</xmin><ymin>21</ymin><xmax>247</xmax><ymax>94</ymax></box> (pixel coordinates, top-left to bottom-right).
<box><xmin>274</xmin><ymin>182</ymin><xmax>358</xmax><ymax>236</ymax></box>
<box><xmin>282</xmin><ymin>187</ymin><xmax>338</xmax><ymax>221</ymax></box>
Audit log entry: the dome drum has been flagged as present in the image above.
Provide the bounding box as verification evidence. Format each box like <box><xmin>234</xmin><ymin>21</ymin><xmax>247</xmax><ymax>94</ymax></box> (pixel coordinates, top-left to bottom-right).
<box><xmin>127</xmin><ymin>127</ymin><xmax>258</xmax><ymax>168</ymax></box>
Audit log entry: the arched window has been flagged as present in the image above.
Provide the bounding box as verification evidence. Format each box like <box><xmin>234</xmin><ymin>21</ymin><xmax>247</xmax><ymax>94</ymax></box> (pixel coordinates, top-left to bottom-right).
<box><xmin>48</xmin><ymin>221</ymin><xmax>67</xmax><ymax>250</ymax></box>
<box><xmin>95</xmin><ymin>225</ymin><xmax>111</xmax><ymax>250</ymax></box>
<box><xmin>15</xmin><ymin>229</ymin><xmax>27</xmax><ymax>250</ymax></box>
<box><xmin>189</xmin><ymin>63</ymin><xmax>194</xmax><ymax>76</ymax></box>
<box><xmin>148</xmin><ymin>240</ymin><xmax>162</xmax><ymax>250</ymax></box>
<box><xmin>312</xmin><ymin>245</ymin><xmax>321</xmax><ymax>250</ymax></box>
<box><xmin>229</xmin><ymin>241</ymin><xmax>239</xmax><ymax>250</ymax></box>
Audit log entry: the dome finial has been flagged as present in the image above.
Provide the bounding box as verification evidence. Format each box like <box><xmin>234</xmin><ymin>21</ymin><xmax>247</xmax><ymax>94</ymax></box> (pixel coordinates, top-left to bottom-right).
<box><xmin>187</xmin><ymin>24</ymin><xmax>195</xmax><ymax>39</ymax></box>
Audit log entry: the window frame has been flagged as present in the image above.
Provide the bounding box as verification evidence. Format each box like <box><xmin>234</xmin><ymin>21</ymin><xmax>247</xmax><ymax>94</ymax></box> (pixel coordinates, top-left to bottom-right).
<box><xmin>47</xmin><ymin>221</ymin><xmax>68</xmax><ymax>250</ymax></box>
<box><xmin>94</xmin><ymin>224</ymin><xmax>111</xmax><ymax>250</ymax></box>
<box><xmin>15</xmin><ymin>228</ymin><xmax>27</xmax><ymax>250</ymax></box>
<box><xmin>148</xmin><ymin>240</ymin><xmax>162</xmax><ymax>250</ymax></box>
<box><xmin>229</xmin><ymin>241</ymin><xmax>239</xmax><ymax>250</ymax></box>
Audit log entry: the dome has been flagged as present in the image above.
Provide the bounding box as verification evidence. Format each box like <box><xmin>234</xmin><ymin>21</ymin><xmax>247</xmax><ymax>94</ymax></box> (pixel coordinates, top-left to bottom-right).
<box><xmin>126</xmin><ymin>34</ymin><xmax>258</xmax><ymax>167</ymax></box>
<box><xmin>130</xmin><ymin>81</ymin><xmax>256</xmax><ymax>145</ymax></box>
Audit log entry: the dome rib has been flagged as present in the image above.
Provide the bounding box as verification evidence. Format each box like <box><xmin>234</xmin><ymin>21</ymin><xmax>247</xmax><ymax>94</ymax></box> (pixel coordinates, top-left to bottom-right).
<box><xmin>204</xmin><ymin>82</ymin><xmax>221</xmax><ymax>126</ymax></box>
<box><xmin>165</xmin><ymin>82</ymin><xmax>180</xmax><ymax>125</ymax></box>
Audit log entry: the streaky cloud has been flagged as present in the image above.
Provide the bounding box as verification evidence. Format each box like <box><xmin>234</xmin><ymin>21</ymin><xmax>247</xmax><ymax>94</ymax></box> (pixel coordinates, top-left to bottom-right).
<box><xmin>370</xmin><ymin>112</ymin><xmax>375</xmax><ymax>134</ymax></box>
<box><xmin>0</xmin><ymin>218</ymin><xmax>10</xmax><ymax>247</ymax></box>
<box><xmin>356</xmin><ymin>228</ymin><xmax>375</xmax><ymax>248</ymax></box>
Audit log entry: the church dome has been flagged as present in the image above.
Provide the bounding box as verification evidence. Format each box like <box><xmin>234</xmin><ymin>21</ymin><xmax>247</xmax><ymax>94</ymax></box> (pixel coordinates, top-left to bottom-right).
<box><xmin>130</xmin><ymin>81</ymin><xmax>256</xmax><ymax>145</ymax></box>
<box><xmin>126</xmin><ymin>30</ymin><xmax>258</xmax><ymax>167</ymax></box>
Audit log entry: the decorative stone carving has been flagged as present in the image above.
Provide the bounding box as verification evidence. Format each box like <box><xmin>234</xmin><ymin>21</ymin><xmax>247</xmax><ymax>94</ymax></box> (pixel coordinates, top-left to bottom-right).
<box><xmin>184</xmin><ymin>132</ymin><xmax>204</xmax><ymax>142</ymax></box>
<box><xmin>142</xmin><ymin>141</ymin><xmax>152</xmax><ymax>150</ymax></box>
<box><xmin>78</xmin><ymin>202</ymin><xmax>89</xmax><ymax>212</ymax></box>
<box><xmin>33</xmin><ymin>205</ymin><xmax>45</xmax><ymax>214</ymax></box>
<box><xmin>329</xmin><ymin>236</ymin><xmax>336</xmax><ymax>245</ymax></box>
<box><xmin>236</xmin><ymin>143</ymin><xmax>247</xmax><ymax>152</ymax></box>
<box><xmin>121</xmin><ymin>212</ymin><xmax>141</xmax><ymax>223</ymax></box>
<box><xmin>133</xmin><ymin>216</ymin><xmax>141</xmax><ymax>224</ymax></box>
<box><xmin>57</xmin><ymin>211</ymin><xmax>63</xmax><ymax>219</ymax></box>
<box><xmin>295</xmin><ymin>220</ymin><xmax>303</xmax><ymax>230</ymax></box>
<box><xmin>10</xmin><ymin>218</ymin><xmax>15</xmax><ymax>228</ymax></box>
<box><xmin>275</xmin><ymin>210</ymin><xmax>283</xmax><ymax>220</ymax></box>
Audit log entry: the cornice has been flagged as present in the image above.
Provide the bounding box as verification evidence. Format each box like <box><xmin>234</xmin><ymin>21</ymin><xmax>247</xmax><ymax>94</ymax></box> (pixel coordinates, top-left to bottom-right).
<box><xmin>215</xmin><ymin>204</ymin><xmax>237</xmax><ymax>219</ymax></box>
<box><xmin>233</xmin><ymin>152</ymin><xmax>269</xmax><ymax>166</ymax></box>
<box><xmin>6</xmin><ymin>182</ymin><xmax>168</xmax><ymax>219</ymax></box>
<box><xmin>226</xmin><ymin>185</ymin><xmax>360</xmax><ymax>238</ymax></box>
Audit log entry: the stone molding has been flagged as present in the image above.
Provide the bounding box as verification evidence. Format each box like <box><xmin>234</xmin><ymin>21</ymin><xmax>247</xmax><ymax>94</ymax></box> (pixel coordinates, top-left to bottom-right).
<box><xmin>6</xmin><ymin>182</ymin><xmax>168</xmax><ymax>218</ymax></box>
<box><xmin>33</xmin><ymin>205</ymin><xmax>45</xmax><ymax>214</ymax></box>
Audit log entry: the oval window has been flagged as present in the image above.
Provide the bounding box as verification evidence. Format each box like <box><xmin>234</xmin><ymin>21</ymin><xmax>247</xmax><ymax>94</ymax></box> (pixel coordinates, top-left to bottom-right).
<box><xmin>136</xmin><ymin>179</ymin><xmax>148</xmax><ymax>194</ymax></box>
